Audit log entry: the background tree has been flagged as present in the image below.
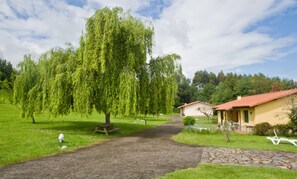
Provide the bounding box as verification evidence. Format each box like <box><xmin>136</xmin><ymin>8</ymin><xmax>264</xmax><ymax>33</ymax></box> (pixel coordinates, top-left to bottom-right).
<box><xmin>192</xmin><ymin>70</ymin><xmax>217</xmax><ymax>89</ymax></box>
<box><xmin>234</xmin><ymin>75</ymin><xmax>253</xmax><ymax>96</ymax></box>
<box><xmin>196</xmin><ymin>83</ymin><xmax>216</xmax><ymax>102</ymax></box>
<box><xmin>250</xmin><ymin>73</ymin><xmax>272</xmax><ymax>94</ymax></box>
<box><xmin>0</xmin><ymin>58</ymin><xmax>14</xmax><ymax>84</ymax></box>
<box><xmin>13</xmin><ymin>55</ymin><xmax>42</xmax><ymax>123</ymax></box>
<box><xmin>149</xmin><ymin>54</ymin><xmax>180</xmax><ymax>115</ymax></box>
<box><xmin>174</xmin><ymin>66</ymin><xmax>196</xmax><ymax>107</ymax></box>
<box><xmin>38</xmin><ymin>45</ymin><xmax>76</xmax><ymax>117</ymax></box>
<box><xmin>0</xmin><ymin>58</ymin><xmax>16</xmax><ymax>103</ymax></box>
<box><xmin>192</xmin><ymin>70</ymin><xmax>217</xmax><ymax>102</ymax></box>
<box><xmin>189</xmin><ymin>70</ymin><xmax>297</xmax><ymax>105</ymax></box>
<box><xmin>210</xmin><ymin>73</ymin><xmax>239</xmax><ymax>105</ymax></box>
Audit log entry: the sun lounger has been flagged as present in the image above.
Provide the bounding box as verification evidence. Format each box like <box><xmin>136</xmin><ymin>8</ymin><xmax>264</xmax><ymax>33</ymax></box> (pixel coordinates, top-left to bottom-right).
<box><xmin>266</xmin><ymin>130</ymin><xmax>297</xmax><ymax>146</ymax></box>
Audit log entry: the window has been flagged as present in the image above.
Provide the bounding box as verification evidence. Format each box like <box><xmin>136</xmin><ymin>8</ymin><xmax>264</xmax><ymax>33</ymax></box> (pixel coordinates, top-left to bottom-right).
<box><xmin>244</xmin><ymin>110</ymin><xmax>249</xmax><ymax>123</ymax></box>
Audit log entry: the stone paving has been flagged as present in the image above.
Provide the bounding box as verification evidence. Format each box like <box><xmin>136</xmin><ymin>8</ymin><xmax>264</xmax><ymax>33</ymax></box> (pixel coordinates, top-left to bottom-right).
<box><xmin>201</xmin><ymin>147</ymin><xmax>297</xmax><ymax>170</ymax></box>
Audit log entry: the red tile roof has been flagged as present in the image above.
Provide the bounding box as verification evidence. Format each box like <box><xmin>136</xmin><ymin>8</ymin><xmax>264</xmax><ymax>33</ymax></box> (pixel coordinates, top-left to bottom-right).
<box><xmin>214</xmin><ymin>89</ymin><xmax>297</xmax><ymax>111</ymax></box>
<box><xmin>178</xmin><ymin>101</ymin><xmax>212</xmax><ymax>108</ymax></box>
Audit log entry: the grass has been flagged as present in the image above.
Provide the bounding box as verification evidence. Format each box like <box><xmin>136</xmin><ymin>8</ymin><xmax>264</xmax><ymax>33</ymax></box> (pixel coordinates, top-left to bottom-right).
<box><xmin>192</xmin><ymin>116</ymin><xmax>217</xmax><ymax>128</ymax></box>
<box><xmin>173</xmin><ymin>131</ymin><xmax>297</xmax><ymax>152</ymax></box>
<box><xmin>167</xmin><ymin>116</ymin><xmax>297</xmax><ymax>178</ymax></box>
<box><xmin>175</xmin><ymin>117</ymin><xmax>297</xmax><ymax>152</ymax></box>
<box><xmin>159</xmin><ymin>164</ymin><xmax>297</xmax><ymax>179</ymax></box>
<box><xmin>0</xmin><ymin>103</ymin><xmax>169</xmax><ymax>166</ymax></box>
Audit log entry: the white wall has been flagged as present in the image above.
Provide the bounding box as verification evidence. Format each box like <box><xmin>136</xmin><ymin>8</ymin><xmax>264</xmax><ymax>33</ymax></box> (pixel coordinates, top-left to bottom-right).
<box><xmin>182</xmin><ymin>103</ymin><xmax>213</xmax><ymax>116</ymax></box>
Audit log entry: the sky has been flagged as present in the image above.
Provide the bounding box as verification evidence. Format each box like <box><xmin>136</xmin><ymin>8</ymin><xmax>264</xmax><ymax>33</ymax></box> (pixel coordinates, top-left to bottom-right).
<box><xmin>1</xmin><ymin>0</ymin><xmax>297</xmax><ymax>80</ymax></box>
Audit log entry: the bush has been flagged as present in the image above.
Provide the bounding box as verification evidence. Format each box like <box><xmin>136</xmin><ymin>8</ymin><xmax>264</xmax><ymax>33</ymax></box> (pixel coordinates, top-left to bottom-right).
<box><xmin>273</xmin><ymin>124</ymin><xmax>291</xmax><ymax>137</ymax></box>
<box><xmin>289</xmin><ymin>107</ymin><xmax>297</xmax><ymax>124</ymax></box>
<box><xmin>287</xmin><ymin>122</ymin><xmax>297</xmax><ymax>136</ymax></box>
<box><xmin>253</xmin><ymin>122</ymin><xmax>272</xmax><ymax>136</ymax></box>
<box><xmin>183</xmin><ymin>116</ymin><xmax>195</xmax><ymax>126</ymax></box>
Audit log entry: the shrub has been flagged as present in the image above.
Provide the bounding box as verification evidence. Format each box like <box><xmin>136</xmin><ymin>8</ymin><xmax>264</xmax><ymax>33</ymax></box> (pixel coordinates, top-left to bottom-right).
<box><xmin>253</xmin><ymin>122</ymin><xmax>272</xmax><ymax>136</ymax></box>
<box><xmin>183</xmin><ymin>116</ymin><xmax>195</xmax><ymax>126</ymax></box>
<box><xmin>273</xmin><ymin>124</ymin><xmax>291</xmax><ymax>137</ymax></box>
<box><xmin>287</xmin><ymin>122</ymin><xmax>297</xmax><ymax>136</ymax></box>
<box><xmin>289</xmin><ymin>107</ymin><xmax>297</xmax><ymax>124</ymax></box>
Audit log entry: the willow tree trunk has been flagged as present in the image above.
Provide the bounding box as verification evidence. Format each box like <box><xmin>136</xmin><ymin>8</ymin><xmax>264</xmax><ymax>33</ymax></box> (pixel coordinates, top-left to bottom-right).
<box><xmin>105</xmin><ymin>112</ymin><xmax>111</xmax><ymax>125</ymax></box>
<box><xmin>32</xmin><ymin>115</ymin><xmax>36</xmax><ymax>124</ymax></box>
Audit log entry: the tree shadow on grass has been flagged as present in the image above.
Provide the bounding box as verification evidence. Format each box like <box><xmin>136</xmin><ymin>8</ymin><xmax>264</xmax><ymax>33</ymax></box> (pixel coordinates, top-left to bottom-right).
<box><xmin>39</xmin><ymin>120</ymin><xmax>151</xmax><ymax>137</ymax></box>
<box><xmin>38</xmin><ymin>121</ymin><xmax>99</xmax><ymax>132</ymax></box>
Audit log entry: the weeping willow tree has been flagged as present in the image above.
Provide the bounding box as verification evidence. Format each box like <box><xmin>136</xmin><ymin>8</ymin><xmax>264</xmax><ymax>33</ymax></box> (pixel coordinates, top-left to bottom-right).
<box><xmin>38</xmin><ymin>45</ymin><xmax>76</xmax><ymax>117</ymax></box>
<box><xmin>148</xmin><ymin>54</ymin><xmax>180</xmax><ymax>115</ymax></box>
<box><xmin>13</xmin><ymin>7</ymin><xmax>179</xmax><ymax>125</ymax></box>
<box><xmin>14</xmin><ymin>46</ymin><xmax>76</xmax><ymax>123</ymax></box>
<box><xmin>73</xmin><ymin>7</ymin><xmax>153</xmax><ymax>124</ymax></box>
<box><xmin>13</xmin><ymin>55</ymin><xmax>42</xmax><ymax>123</ymax></box>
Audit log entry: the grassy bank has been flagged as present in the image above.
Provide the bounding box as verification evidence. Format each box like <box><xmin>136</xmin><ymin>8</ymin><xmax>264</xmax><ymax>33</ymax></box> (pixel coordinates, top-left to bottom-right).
<box><xmin>0</xmin><ymin>104</ymin><xmax>169</xmax><ymax>166</ymax></box>
<box><xmin>173</xmin><ymin>131</ymin><xmax>297</xmax><ymax>152</ymax></box>
<box><xmin>174</xmin><ymin>116</ymin><xmax>297</xmax><ymax>152</ymax></box>
<box><xmin>159</xmin><ymin>164</ymin><xmax>297</xmax><ymax>179</ymax></box>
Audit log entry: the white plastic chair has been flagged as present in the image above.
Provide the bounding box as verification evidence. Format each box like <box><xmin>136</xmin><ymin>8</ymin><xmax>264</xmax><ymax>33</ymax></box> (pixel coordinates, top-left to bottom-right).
<box><xmin>266</xmin><ymin>130</ymin><xmax>297</xmax><ymax>146</ymax></box>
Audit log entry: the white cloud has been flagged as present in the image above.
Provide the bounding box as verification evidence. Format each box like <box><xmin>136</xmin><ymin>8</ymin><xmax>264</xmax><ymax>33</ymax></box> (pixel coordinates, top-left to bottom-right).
<box><xmin>0</xmin><ymin>0</ymin><xmax>296</xmax><ymax>80</ymax></box>
<box><xmin>0</xmin><ymin>0</ymin><xmax>150</xmax><ymax>66</ymax></box>
<box><xmin>153</xmin><ymin>0</ymin><xmax>297</xmax><ymax>77</ymax></box>
<box><xmin>88</xmin><ymin>0</ymin><xmax>150</xmax><ymax>11</ymax></box>
<box><xmin>0</xmin><ymin>0</ymin><xmax>93</xmax><ymax>64</ymax></box>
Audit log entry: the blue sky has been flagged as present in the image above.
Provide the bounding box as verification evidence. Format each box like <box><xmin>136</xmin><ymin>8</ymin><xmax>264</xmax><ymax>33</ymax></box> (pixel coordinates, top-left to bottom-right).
<box><xmin>0</xmin><ymin>0</ymin><xmax>297</xmax><ymax>81</ymax></box>
<box><xmin>239</xmin><ymin>3</ymin><xmax>297</xmax><ymax>79</ymax></box>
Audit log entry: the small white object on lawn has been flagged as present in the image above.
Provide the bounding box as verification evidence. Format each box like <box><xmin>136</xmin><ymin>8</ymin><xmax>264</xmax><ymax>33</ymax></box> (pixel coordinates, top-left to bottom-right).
<box><xmin>58</xmin><ymin>133</ymin><xmax>64</xmax><ymax>143</ymax></box>
<box><xmin>61</xmin><ymin>146</ymin><xmax>68</xmax><ymax>150</ymax></box>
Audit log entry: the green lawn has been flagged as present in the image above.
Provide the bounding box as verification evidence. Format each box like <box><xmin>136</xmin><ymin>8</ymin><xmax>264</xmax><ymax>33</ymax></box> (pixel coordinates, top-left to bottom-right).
<box><xmin>193</xmin><ymin>116</ymin><xmax>217</xmax><ymax>128</ymax></box>
<box><xmin>173</xmin><ymin>131</ymin><xmax>297</xmax><ymax>152</ymax></box>
<box><xmin>159</xmin><ymin>164</ymin><xmax>297</xmax><ymax>179</ymax></box>
<box><xmin>166</xmin><ymin>117</ymin><xmax>297</xmax><ymax>178</ymax></box>
<box><xmin>0</xmin><ymin>104</ymin><xmax>169</xmax><ymax>166</ymax></box>
<box><xmin>175</xmin><ymin>116</ymin><xmax>297</xmax><ymax>152</ymax></box>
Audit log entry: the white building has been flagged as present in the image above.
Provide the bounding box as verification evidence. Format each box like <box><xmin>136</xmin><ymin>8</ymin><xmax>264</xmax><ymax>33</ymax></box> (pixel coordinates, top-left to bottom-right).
<box><xmin>178</xmin><ymin>101</ymin><xmax>213</xmax><ymax>116</ymax></box>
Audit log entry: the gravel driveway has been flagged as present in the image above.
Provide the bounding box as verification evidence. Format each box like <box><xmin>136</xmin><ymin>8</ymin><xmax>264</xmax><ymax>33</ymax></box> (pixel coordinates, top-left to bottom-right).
<box><xmin>0</xmin><ymin>116</ymin><xmax>202</xmax><ymax>179</ymax></box>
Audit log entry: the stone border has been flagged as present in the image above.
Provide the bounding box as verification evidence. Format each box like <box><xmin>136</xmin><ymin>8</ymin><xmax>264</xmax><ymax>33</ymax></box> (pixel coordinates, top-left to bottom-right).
<box><xmin>201</xmin><ymin>147</ymin><xmax>297</xmax><ymax>170</ymax></box>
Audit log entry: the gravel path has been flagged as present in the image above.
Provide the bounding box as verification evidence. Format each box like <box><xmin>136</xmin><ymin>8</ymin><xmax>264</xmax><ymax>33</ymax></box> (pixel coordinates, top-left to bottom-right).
<box><xmin>0</xmin><ymin>116</ymin><xmax>202</xmax><ymax>179</ymax></box>
<box><xmin>1</xmin><ymin>116</ymin><xmax>297</xmax><ymax>179</ymax></box>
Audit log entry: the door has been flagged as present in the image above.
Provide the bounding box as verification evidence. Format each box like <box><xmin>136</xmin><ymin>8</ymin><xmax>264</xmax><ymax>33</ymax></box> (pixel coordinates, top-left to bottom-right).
<box><xmin>244</xmin><ymin>110</ymin><xmax>249</xmax><ymax>123</ymax></box>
